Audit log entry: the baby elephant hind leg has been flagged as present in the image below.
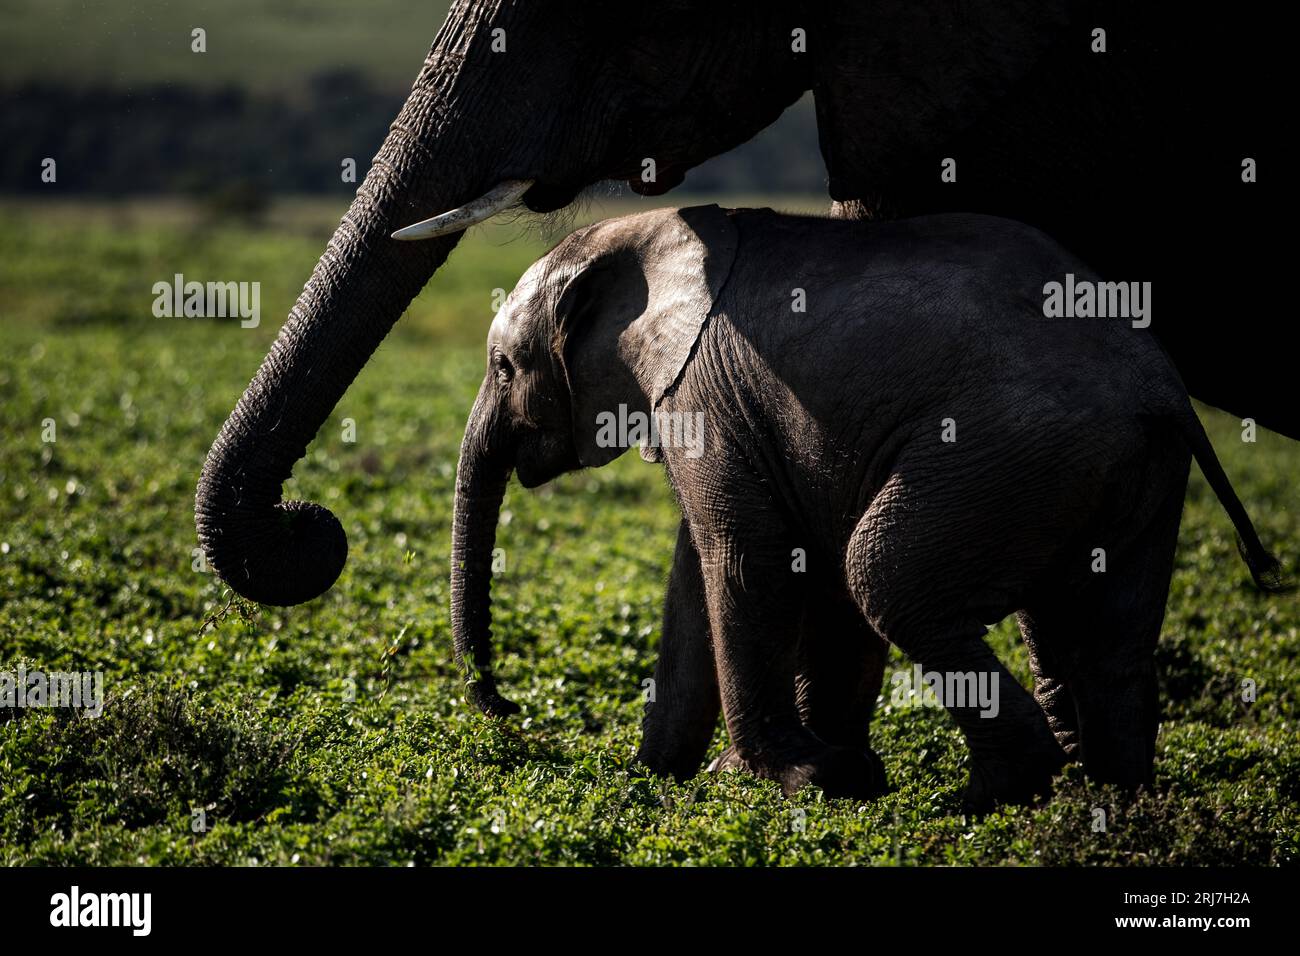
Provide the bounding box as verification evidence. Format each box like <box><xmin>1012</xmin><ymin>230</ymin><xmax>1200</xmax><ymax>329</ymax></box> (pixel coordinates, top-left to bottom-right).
<box><xmin>1023</xmin><ymin>474</ymin><xmax>1188</xmax><ymax>790</ymax></box>
<box><xmin>847</xmin><ymin>473</ymin><xmax>1068</xmax><ymax>816</ymax></box>
<box><xmin>795</xmin><ymin>594</ymin><xmax>889</xmax><ymax>749</ymax></box>
<box><xmin>794</xmin><ymin>595</ymin><xmax>890</xmax><ymax>784</ymax></box>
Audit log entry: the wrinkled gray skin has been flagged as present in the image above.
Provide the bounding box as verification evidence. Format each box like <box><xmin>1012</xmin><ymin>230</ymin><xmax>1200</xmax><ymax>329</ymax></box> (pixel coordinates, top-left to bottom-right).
<box><xmin>455</xmin><ymin>205</ymin><xmax>1283</xmax><ymax>812</ymax></box>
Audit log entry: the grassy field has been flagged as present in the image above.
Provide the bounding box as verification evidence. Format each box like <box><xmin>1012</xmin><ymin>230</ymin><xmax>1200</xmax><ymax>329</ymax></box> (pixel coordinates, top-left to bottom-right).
<box><xmin>0</xmin><ymin>0</ymin><xmax>451</xmax><ymax>93</ymax></box>
<box><xmin>0</xmin><ymin>198</ymin><xmax>1297</xmax><ymax>865</ymax></box>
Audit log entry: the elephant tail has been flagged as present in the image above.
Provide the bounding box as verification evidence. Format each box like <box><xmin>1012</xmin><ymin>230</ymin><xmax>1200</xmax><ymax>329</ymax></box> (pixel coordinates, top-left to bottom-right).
<box><xmin>1174</xmin><ymin>404</ymin><xmax>1291</xmax><ymax>593</ymax></box>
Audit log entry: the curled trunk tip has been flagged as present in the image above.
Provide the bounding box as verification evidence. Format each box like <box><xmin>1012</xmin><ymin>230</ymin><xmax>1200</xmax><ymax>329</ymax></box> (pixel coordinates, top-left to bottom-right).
<box><xmin>196</xmin><ymin>471</ymin><xmax>348</xmax><ymax>606</ymax></box>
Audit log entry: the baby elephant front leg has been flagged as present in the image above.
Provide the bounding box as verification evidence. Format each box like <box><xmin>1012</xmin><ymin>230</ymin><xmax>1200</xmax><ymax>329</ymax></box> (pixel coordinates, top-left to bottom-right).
<box><xmin>712</xmin><ymin>595</ymin><xmax>889</xmax><ymax>789</ymax></box>
<box><xmin>692</xmin><ymin>497</ymin><xmax>885</xmax><ymax>800</ymax></box>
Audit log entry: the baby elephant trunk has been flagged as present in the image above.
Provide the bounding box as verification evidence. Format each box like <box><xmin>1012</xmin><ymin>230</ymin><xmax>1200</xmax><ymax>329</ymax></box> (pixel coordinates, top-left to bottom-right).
<box><xmin>449</xmin><ymin>395</ymin><xmax>520</xmax><ymax>717</ymax></box>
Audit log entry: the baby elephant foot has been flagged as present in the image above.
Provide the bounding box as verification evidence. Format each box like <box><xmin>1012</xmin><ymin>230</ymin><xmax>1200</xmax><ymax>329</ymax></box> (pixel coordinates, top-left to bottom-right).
<box><xmin>961</xmin><ymin>744</ymin><xmax>1068</xmax><ymax>817</ymax></box>
<box><xmin>775</xmin><ymin>744</ymin><xmax>887</xmax><ymax>799</ymax></box>
<box><xmin>635</xmin><ymin>746</ymin><xmax>703</xmax><ymax>784</ymax></box>
<box><xmin>713</xmin><ymin>741</ymin><xmax>887</xmax><ymax>800</ymax></box>
<box><xmin>707</xmin><ymin>744</ymin><xmax>745</xmax><ymax>774</ymax></box>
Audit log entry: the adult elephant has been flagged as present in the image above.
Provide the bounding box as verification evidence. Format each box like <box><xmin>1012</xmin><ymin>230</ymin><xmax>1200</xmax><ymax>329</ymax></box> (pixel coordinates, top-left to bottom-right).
<box><xmin>197</xmin><ymin>1</ymin><xmax>1282</xmax><ymax>682</ymax></box>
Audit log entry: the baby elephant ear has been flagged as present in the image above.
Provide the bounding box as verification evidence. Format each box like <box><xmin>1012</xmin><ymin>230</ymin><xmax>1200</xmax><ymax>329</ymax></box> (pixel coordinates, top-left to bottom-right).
<box><xmin>633</xmin><ymin>204</ymin><xmax>739</xmax><ymax>408</ymax></box>
<box><xmin>558</xmin><ymin>205</ymin><xmax>738</xmax><ymax>469</ymax></box>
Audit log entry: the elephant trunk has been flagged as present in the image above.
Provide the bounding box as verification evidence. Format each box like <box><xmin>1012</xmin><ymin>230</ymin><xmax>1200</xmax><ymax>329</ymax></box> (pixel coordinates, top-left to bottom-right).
<box><xmin>196</xmin><ymin>2</ymin><xmax>519</xmax><ymax>606</ymax></box>
<box><xmin>195</xmin><ymin>219</ymin><xmax>458</xmax><ymax>606</ymax></box>
<box><xmin>449</xmin><ymin>392</ymin><xmax>519</xmax><ymax>717</ymax></box>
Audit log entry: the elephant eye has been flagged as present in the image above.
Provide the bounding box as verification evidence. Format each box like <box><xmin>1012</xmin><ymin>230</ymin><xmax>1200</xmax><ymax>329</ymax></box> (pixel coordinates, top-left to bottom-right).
<box><xmin>495</xmin><ymin>352</ymin><xmax>515</xmax><ymax>384</ymax></box>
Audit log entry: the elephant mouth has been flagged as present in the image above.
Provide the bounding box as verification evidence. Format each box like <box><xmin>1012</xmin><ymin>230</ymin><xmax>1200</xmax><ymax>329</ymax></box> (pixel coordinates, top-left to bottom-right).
<box><xmin>627</xmin><ymin>165</ymin><xmax>687</xmax><ymax>197</ymax></box>
<box><xmin>521</xmin><ymin>180</ymin><xmax>586</xmax><ymax>215</ymax></box>
<box><xmin>514</xmin><ymin>464</ymin><xmax>545</xmax><ymax>490</ymax></box>
<box><xmin>513</xmin><ymin>433</ymin><xmax>579</xmax><ymax>489</ymax></box>
<box><xmin>514</xmin><ymin>455</ymin><xmax>567</xmax><ymax>490</ymax></box>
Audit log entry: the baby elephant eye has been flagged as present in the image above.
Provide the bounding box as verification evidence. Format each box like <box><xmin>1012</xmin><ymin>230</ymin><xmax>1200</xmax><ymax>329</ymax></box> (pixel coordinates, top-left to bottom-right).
<box><xmin>495</xmin><ymin>353</ymin><xmax>515</xmax><ymax>384</ymax></box>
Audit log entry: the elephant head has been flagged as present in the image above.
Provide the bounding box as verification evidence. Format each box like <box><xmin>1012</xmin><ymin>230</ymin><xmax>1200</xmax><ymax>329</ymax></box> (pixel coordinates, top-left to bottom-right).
<box><xmin>195</xmin><ymin>2</ymin><xmax>807</xmax><ymax>606</ymax></box>
<box><xmin>450</xmin><ymin>204</ymin><xmax>737</xmax><ymax>715</ymax></box>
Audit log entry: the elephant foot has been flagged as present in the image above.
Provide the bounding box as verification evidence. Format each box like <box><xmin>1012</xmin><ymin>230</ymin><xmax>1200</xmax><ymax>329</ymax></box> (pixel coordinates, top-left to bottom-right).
<box><xmin>710</xmin><ymin>742</ymin><xmax>887</xmax><ymax>800</ymax></box>
<box><xmin>635</xmin><ymin>745</ymin><xmax>706</xmax><ymax>784</ymax></box>
<box><xmin>961</xmin><ymin>744</ymin><xmax>1068</xmax><ymax>817</ymax></box>
<box><xmin>707</xmin><ymin>744</ymin><xmax>745</xmax><ymax>774</ymax></box>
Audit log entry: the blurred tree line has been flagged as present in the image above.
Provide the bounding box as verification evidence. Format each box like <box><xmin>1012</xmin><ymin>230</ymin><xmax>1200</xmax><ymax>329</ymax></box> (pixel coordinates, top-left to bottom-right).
<box><xmin>1</xmin><ymin>72</ymin><xmax>824</xmax><ymax>200</ymax></box>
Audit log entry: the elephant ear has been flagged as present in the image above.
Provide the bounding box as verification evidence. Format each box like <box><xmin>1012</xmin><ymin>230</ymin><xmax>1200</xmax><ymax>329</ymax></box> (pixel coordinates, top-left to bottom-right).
<box><xmin>556</xmin><ymin>204</ymin><xmax>737</xmax><ymax>468</ymax></box>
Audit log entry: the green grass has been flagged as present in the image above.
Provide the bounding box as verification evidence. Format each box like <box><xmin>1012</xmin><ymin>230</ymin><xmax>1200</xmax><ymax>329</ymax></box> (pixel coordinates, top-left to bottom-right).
<box><xmin>0</xmin><ymin>198</ymin><xmax>1297</xmax><ymax>865</ymax></box>
<box><xmin>0</xmin><ymin>0</ymin><xmax>452</xmax><ymax>93</ymax></box>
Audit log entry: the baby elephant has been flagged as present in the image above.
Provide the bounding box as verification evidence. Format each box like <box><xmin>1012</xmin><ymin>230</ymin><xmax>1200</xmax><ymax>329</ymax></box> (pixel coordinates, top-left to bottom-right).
<box><xmin>449</xmin><ymin>205</ymin><xmax>1284</xmax><ymax>813</ymax></box>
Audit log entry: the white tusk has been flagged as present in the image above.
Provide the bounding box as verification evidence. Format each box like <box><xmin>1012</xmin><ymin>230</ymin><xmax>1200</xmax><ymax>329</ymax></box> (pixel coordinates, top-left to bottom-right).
<box><xmin>390</xmin><ymin>179</ymin><xmax>534</xmax><ymax>240</ymax></box>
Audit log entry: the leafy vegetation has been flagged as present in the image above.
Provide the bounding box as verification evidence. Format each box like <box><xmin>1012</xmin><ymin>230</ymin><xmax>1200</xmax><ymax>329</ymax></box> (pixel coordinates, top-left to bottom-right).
<box><xmin>0</xmin><ymin>199</ymin><xmax>1296</xmax><ymax>865</ymax></box>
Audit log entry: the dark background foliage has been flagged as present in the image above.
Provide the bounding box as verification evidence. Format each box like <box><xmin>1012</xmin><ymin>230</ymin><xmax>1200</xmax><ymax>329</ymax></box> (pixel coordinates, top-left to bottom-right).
<box><xmin>0</xmin><ymin>0</ymin><xmax>824</xmax><ymax>198</ymax></box>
